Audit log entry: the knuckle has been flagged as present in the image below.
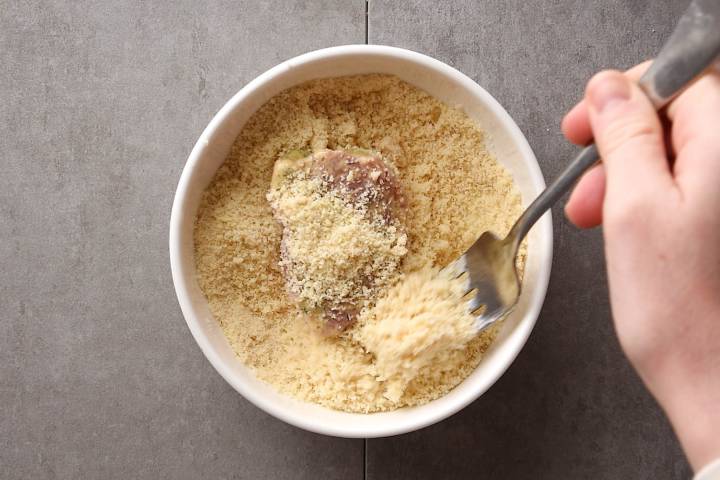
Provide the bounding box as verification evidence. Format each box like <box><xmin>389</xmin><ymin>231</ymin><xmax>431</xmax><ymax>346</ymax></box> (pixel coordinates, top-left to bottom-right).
<box><xmin>604</xmin><ymin>204</ymin><xmax>636</xmax><ymax>234</ymax></box>
<box><xmin>603</xmin><ymin>195</ymin><xmax>654</xmax><ymax>234</ymax></box>
<box><xmin>587</xmin><ymin>69</ymin><xmax>622</xmax><ymax>92</ymax></box>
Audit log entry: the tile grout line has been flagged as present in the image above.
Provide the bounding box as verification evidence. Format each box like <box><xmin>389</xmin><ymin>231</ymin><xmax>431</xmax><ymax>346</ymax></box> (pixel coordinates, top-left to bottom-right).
<box><xmin>363</xmin><ymin>438</ymin><xmax>367</xmax><ymax>480</ymax></box>
<box><xmin>364</xmin><ymin>0</ymin><xmax>369</xmax><ymax>44</ymax></box>
<box><xmin>364</xmin><ymin>3</ymin><xmax>369</xmax><ymax>478</ymax></box>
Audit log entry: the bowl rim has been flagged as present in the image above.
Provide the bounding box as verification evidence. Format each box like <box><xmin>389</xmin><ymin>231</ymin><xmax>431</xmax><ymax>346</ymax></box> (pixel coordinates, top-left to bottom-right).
<box><xmin>169</xmin><ymin>44</ymin><xmax>553</xmax><ymax>437</ymax></box>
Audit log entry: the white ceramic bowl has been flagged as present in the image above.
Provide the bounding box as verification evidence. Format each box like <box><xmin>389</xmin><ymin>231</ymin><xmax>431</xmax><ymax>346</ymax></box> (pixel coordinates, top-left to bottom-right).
<box><xmin>169</xmin><ymin>45</ymin><xmax>553</xmax><ymax>438</ymax></box>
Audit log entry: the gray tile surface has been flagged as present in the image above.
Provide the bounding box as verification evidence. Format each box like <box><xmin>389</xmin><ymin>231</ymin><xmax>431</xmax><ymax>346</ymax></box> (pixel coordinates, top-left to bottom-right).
<box><xmin>0</xmin><ymin>0</ymin><xmax>695</xmax><ymax>478</ymax></box>
<box><xmin>0</xmin><ymin>1</ymin><xmax>363</xmax><ymax>479</ymax></box>
<box><xmin>367</xmin><ymin>0</ymin><xmax>690</xmax><ymax>479</ymax></box>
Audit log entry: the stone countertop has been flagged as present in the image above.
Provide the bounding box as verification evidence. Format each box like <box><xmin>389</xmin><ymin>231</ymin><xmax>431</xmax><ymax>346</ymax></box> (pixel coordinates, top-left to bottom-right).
<box><xmin>0</xmin><ymin>1</ymin><xmax>691</xmax><ymax>478</ymax></box>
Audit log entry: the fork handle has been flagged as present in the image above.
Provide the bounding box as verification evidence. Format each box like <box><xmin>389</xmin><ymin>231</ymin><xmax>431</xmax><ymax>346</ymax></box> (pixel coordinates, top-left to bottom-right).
<box><xmin>507</xmin><ymin>0</ymin><xmax>720</xmax><ymax>244</ymax></box>
<box><xmin>509</xmin><ymin>143</ymin><xmax>599</xmax><ymax>243</ymax></box>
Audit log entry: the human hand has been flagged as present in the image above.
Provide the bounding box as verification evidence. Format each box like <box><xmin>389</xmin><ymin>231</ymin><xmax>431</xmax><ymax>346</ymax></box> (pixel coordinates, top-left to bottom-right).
<box><xmin>561</xmin><ymin>63</ymin><xmax>720</xmax><ymax>471</ymax></box>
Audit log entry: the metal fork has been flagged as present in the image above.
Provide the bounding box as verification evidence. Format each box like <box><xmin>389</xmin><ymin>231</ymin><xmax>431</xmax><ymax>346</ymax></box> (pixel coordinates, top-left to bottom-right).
<box><xmin>451</xmin><ymin>0</ymin><xmax>720</xmax><ymax>332</ymax></box>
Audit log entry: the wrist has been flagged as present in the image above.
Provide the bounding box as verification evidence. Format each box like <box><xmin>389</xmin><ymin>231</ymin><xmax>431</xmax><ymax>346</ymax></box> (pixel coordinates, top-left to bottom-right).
<box><xmin>650</xmin><ymin>367</ymin><xmax>720</xmax><ymax>471</ymax></box>
<box><xmin>695</xmin><ymin>458</ymin><xmax>720</xmax><ymax>480</ymax></box>
<box><xmin>627</xmin><ymin>298</ymin><xmax>720</xmax><ymax>472</ymax></box>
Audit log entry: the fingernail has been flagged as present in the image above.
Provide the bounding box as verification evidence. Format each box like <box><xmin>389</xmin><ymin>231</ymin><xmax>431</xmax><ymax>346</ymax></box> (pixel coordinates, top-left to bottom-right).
<box><xmin>588</xmin><ymin>74</ymin><xmax>630</xmax><ymax>113</ymax></box>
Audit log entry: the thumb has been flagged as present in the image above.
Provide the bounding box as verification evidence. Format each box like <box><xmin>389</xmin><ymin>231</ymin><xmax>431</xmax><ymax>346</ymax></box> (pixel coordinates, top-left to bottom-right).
<box><xmin>585</xmin><ymin>70</ymin><xmax>672</xmax><ymax>200</ymax></box>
